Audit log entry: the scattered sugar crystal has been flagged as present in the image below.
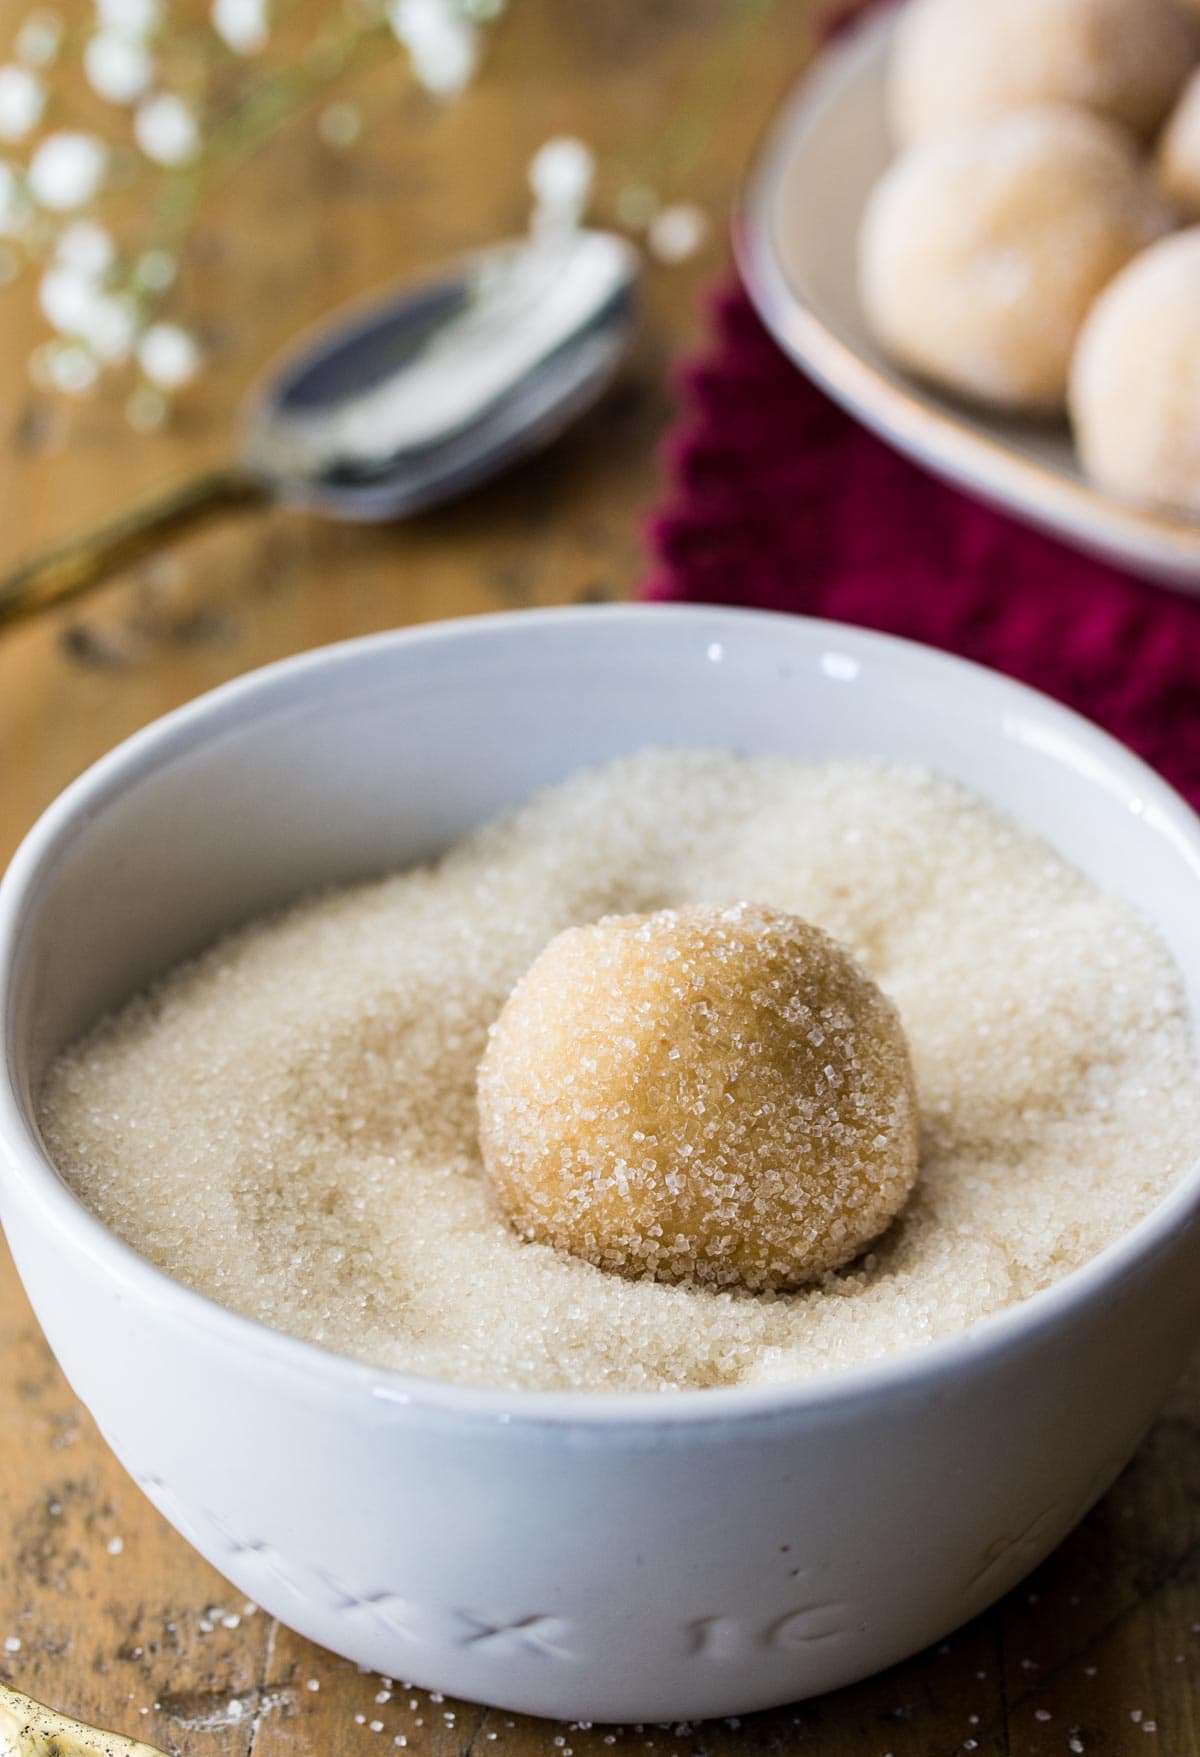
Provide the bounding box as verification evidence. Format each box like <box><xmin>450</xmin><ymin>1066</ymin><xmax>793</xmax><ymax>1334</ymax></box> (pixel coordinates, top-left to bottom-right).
<box><xmin>306</xmin><ymin>1679</ymin><xmax>320</xmax><ymax>1692</ymax></box>
<box><xmin>4</xmin><ymin>1638</ymin><xmax>20</xmax><ymax>1653</ymax></box>
<box><xmin>106</xmin><ymin>1535</ymin><xmax>124</xmax><ymax>1555</ymax></box>
<box><xmin>37</xmin><ymin>751</ymin><xmax>1200</xmax><ymax>1395</ymax></box>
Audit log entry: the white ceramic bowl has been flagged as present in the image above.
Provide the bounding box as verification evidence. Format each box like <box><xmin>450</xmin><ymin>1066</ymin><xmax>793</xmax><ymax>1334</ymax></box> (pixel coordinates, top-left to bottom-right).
<box><xmin>3</xmin><ymin>605</ymin><xmax>1200</xmax><ymax>1724</ymax></box>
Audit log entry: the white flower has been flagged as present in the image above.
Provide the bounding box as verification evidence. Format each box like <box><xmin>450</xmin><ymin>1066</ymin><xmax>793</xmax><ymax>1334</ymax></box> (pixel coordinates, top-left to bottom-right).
<box><xmin>389</xmin><ymin>0</ymin><xmax>479</xmax><ymax>94</ymax></box>
<box><xmin>17</xmin><ymin>10</ymin><xmax>64</xmax><ymax>69</ymax></box>
<box><xmin>134</xmin><ymin>94</ymin><xmax>200</xmax><ymax>165</ymax></box>
<box><xmin>0</xmin><ymin>65</ymin><xmax>46</xmax><ymax>140</ymax></box>
<box><xmin>85</xmin><ymin>31</ymin><xmax>154</xmax><ymax>103</ymax></box>
<box><xmin>0</xmin><ymin>162</ymin><xmax>29</xmax><ymax>236</ymax></box>
<box><xmin>134</xmin><ymin>246</ymin><xmax>175</xmax><ymax>292</ymax></box>
<box><xmin>83</xmin><ymin>291</ymin><xmax>138</xmax><ymax>362</ymax></box>
<box><xmin>528</xmin><ymin>136</ymin><xmax>593</xmax><ymax>221</ymax></box>
<box><xmin>95</xmin><ymin>0</ymin><xmax>161</xmax><ymax>37</ymax></box>
<box><xmin>138</xmin><ymin>321</ymin><xmax>200</xmax><ymax>389</ymax></box>
<box><xmin>39</xmin><ymin>266</ymin><xmax>136</xmax><ymax>361</ymax></box>
<box><xmin>57</xmin><ymin>218</ymin><xmax>116</xmax><ymax>279</ymax></box>
<box><xmin>28</xmin><ymin>133</ymin><xmax>108</xmax><ymax>211</ymax></box>
<box><xmin>39</xmin><ymin>265</ymin><xmax>98</xmax><ymax>334</ymax></box>
<box><xmin>47</xmin><ymin>341</ymin><xmax>101</xmax><ymax>396</ymax></box>
<box><xmin>212</xmin><ymin>0</ymin><xmax>269</xmax><ymax>55</ymax></box>
<box><xmin>647</xmin><ymin>202</ymin><xmax>709</xmax><ymax>265</ymax></box>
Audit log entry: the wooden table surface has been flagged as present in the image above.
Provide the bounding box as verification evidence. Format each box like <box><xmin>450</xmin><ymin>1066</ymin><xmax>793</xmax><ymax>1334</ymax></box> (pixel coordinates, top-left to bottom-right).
<box><xmin>1</xmin><ymin>4</ymin><xmax>1198</xmax><ymax>1754</ymax></box>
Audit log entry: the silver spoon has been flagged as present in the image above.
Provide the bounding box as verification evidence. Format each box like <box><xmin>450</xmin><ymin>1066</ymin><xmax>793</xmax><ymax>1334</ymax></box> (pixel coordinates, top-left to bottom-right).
<box><xmin>0</xmin><ymin>226</ymin><xmax>639</xmax><ymax>630</ymax></box>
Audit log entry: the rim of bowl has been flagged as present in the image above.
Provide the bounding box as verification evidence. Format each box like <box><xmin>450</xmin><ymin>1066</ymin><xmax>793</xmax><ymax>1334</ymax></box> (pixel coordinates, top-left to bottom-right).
<box><xmin>3</xmin><ymin>602</ymin><xmax>1200</xmax><ymax>1430</ymax></box>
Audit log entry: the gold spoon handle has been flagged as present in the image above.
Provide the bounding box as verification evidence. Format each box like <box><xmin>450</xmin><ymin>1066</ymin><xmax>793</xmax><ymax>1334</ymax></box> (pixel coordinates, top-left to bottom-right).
<box><xmin>0</xmin><ymin>465</ymin><xmax>272</xmax><ymax>633</ymax></box>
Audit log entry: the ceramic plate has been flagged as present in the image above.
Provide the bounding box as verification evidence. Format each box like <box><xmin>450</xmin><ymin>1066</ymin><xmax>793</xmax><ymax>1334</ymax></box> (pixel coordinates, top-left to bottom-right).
<box><xmin>735</xmin><ymin>5</ymin><xmax>1200</xmax><ymax>594</ymax></box>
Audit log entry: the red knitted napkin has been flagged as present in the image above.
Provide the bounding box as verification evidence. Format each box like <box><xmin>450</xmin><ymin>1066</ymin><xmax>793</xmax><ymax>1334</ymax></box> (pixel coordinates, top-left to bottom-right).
<box><xmin>643</xmin><ymin>286</ymin><xmax>1200</xmax><ymax>808</ymax></box>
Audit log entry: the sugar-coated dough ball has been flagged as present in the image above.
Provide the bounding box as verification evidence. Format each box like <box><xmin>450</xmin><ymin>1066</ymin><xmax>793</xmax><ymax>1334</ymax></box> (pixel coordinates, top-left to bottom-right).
<box><xmin>891</xmin><ymin>0</ymin><xmax>1197</xmax><ymax>147</ymax></box>
<box><xmin>1070</xmin><ymin>228</ymin><xmax>1200</xmax><ymax>517</ymax></box>
<box><xmin>859</xmin><ymin>107</ymin><xmax>1172</xmax><ymax>413</ymax></box>
<box><xmin>1159</xmin><ymin>69</ymin><xmax>1200</xmax><ymax>216</ymax></box>
<box><xmin>477</xmin><ymin>903</ymin><xmax>919</xmax><ymax>1292</ymax></box>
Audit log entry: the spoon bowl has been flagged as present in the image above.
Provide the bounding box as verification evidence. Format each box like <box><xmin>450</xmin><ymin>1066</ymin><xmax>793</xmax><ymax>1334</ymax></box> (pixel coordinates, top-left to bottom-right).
<box><xmin>0</xmin><ymin>228</ymin><xmax>639</xmax><ymax>626</ymax></box>
<box><xmin>246</xmin><ymin>229</ymin><xmax>639</xmax><ymax>518</ymax></box>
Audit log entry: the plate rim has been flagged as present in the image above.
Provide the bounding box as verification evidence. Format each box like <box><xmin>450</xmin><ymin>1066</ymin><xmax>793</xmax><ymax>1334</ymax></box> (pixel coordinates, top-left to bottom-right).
<box><xmin>734</xmin><ymin>5</ymin><xmax>1200</xmax><ymax>588</ymax></box>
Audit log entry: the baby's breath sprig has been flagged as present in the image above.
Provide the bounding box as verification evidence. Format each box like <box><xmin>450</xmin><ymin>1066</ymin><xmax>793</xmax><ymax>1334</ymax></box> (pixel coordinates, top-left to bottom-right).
<box><xmin>1</xmin><ymin>0</ymin><xmax>502</xmax><ymax>424</ymax></box>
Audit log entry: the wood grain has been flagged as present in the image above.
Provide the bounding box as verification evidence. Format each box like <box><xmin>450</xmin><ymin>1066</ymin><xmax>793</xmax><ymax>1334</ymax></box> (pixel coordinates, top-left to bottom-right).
<box><xmin>1</xmin><ymin>4</ymin><xmax>1198</xmax><ymax>1755</ymax></box>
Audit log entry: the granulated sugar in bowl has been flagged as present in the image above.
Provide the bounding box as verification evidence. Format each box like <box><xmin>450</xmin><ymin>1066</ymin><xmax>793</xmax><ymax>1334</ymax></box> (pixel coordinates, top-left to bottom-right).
<box><xmin>2</xmin><ymin>606</ymin><xmax>1200</xmax><ymax>1722</ymax></box>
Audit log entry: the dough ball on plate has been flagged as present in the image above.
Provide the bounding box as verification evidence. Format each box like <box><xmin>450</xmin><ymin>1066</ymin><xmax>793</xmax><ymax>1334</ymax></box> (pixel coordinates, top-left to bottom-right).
<box><xmin>859</xmin><ymin>106</ymin><xmax>1173</xmax><ymax>412</ymax></box>
<box><xmin>477</xmin><ymin>902</ymin><xmax>920</xmax><ymax>1293</ymax></box>
<box><xmin>891</xmin><ymin>0</ymin><xmax>1197</xmax><ymax>148</ymax></box>
<box><xmin>1070</xmin><ymin>227</ymin><xmax>1200</xmax><ymax>518</ymax></box>
<box><xmin>1159</xmin><ymin>69</ymin><xmax>1200</xmax><ymax>216</ymax></box>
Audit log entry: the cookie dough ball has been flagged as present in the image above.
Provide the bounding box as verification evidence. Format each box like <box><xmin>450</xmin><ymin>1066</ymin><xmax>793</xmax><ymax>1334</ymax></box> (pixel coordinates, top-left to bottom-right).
<box><xmin>1070</xmin><ymin>228</ymin><xmax>1200</xmax><ymax>517</ymax></box>
<box><xmin>859</xmin><ymin>107</ymin><xmax>1172</xmax><ymax>412</ymax></box>
<box><xmin>477</xmin><ymin>903</ymin><xmax>919</xmax><ymax>1292</ymax></box>
<box><xmin>1159</xmin><ymin>70</ymin><xmax>1200</xmax><ymax>217</ymax></box>
<box><xmin>891</xmin><ymin>0</ymin><xmax>1197</xmax><ymax>148</ymax></box>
